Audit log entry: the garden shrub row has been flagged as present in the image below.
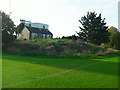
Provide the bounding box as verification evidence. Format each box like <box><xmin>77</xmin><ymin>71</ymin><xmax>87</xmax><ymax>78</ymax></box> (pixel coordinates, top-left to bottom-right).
<box><xmin>4</xmin><ymin>39</ymin><xmax>116</xmax><ymax>57</ymax></box>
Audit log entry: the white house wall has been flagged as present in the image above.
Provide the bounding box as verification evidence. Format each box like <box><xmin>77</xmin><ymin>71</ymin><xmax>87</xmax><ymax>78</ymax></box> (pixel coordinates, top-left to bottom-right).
<box><xmin>17</xmin><ymin>27</ymin><xmax>30</xmax><ymax>40</ymax></box>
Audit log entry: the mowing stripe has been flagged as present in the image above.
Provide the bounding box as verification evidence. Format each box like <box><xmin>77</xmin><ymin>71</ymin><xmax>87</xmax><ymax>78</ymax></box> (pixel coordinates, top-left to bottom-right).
<box><xmin>3</xmin><ymin>61</ymin><xmax>104</xmax><ymax>88</ymax></box>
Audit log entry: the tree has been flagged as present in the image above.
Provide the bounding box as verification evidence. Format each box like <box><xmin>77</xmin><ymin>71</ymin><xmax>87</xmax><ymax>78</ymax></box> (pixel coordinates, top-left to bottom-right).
<box><xmin>62</xmin><ymin>35</ymin><xmax>78</xmax><ymax>40</ymax></box>
<box><xmin>16</xmin><ymin>23</ymin><xmax>24</xmax><ymax>34</ymax></box>
<box><xmin>108</xmin><ymin>26</ymin><xmax>117</xmax><ymax>34</ymax></box>
<box><xmin>77</xmin><ymin>12</ymin><xmax>109</xmax><ymax>45</ymax></box>
<box><xmin>1</xmin><ymin>11</ymin><xmax>16</xmax><ymax>48</ymax></box>
<box><xmin>108</xmin><ymin>26</ymin><xmax>120</xmax><ymax>49</ymax></box>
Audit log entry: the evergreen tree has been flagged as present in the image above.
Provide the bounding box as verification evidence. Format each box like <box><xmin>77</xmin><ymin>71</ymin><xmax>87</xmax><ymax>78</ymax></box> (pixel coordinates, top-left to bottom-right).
<box><xmin>16</xmin><ymin>23</ymin><xmax>24</xmax><ymax>34</ymax></box>
<box><xmin>1</xmin><ymin>11</ymin><xmax>16</xmax><ymax>48</ymax></box>
<box><xmin>77</xmin><ymin>12</ymin><xmax>109</xmax><ymax>45</ymax></box>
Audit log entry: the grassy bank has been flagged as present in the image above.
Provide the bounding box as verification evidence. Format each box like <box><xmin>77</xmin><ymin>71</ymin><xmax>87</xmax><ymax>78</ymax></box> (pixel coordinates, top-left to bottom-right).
<box><xmin>4</xmin><ymin>39</ymin><xmax>116</xmax><ymax>57</ymax></box>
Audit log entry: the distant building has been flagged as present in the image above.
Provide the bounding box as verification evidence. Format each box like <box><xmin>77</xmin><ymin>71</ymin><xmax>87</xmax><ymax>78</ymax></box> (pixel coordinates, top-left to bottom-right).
<box><xmin>20</xmin><ymin>19</ymin><xmax>49</xmax><ymax>29</ymax></box>
<box><xmin>31</xmin><ymin>23</ymin><xmax>49</xmax><ymax>29</ymax></box>
<box><xmin>20</xmin><ymin>19</ymin><xmax>31</xmax><ymax>27</ymax></box>
<box><xmin>17</xmin><ymin>19</ymin><xmax>53</xmax><ymax>40</ymax></box>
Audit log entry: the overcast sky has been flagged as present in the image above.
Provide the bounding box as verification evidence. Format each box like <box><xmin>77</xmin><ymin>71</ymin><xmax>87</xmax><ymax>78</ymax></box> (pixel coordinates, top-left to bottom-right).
<box><xmin>0</xmin><ymin>0</ymin><xmax>119</xmax><ymax>38</ymax></box>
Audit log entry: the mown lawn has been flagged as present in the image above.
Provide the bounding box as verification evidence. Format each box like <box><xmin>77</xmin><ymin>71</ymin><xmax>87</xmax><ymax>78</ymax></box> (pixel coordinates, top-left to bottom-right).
<box><xmin>2</xmin><ymin>53</ymin><xmax>118</xmax><ymax>88</ymax></box>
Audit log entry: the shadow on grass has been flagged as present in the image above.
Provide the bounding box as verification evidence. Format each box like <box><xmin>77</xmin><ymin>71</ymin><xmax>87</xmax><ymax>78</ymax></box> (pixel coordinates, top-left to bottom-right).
<box><xmin>2</xmin><ymin>53</ymin><xmax>118</xmax><ymax>76</ymax></box>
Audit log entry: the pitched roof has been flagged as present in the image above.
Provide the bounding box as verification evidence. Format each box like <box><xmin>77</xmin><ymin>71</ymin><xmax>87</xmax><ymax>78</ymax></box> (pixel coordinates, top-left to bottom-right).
<box><xmin>26</xmin><ymin>26</ymin><xmax>53</xmax><ymax>35</ymax></box>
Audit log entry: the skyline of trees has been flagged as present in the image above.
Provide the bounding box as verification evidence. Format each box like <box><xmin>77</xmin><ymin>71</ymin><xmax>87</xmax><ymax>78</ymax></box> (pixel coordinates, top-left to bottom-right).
<box><xmin>1</xmin><ymin>11</ymin><xmax>120</xmax><ymax>50</ymax></box>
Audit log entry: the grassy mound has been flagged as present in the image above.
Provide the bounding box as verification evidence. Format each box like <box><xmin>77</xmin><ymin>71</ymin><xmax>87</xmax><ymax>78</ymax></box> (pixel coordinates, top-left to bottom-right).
<box><xmin>5</xmin><ymin>39</ymin><xmax>116</xmax><ymax>57</ymax></box>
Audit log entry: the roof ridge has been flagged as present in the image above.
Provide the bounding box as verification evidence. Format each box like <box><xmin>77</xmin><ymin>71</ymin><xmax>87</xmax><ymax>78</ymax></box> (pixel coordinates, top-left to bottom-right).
<box><xmin>25</xmin><ymin>26</ymin><xmax>52</xmax><ymax>35</ymax></box>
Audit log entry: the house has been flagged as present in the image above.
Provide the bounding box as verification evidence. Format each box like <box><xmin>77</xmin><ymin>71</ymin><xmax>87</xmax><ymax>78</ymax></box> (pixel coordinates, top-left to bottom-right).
<box><xmin>17</xmin><ymin>20</ymin><xmax>53</xmax><ymax>40</ymax></box>
<box><xmin>17</xmin><ymin>26</ymin><xmax>53</xmax><ymax>40</ymax></box>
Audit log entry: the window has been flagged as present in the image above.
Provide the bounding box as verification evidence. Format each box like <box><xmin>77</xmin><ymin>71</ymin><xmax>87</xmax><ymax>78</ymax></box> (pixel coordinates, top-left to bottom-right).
<box><xmin>32</xmin><ymin>33</ymin><xmax>37</xmax><ymax>38</ymax></box>
<box><xmin>49</xmin><ymin>35</ymin><xmax>51</xmax><ymax>39</ymax></box>
<box><xmin>43</xmin><ymin>34</ymin><xmax>45</xmax><ymax>38</ymax></box>
<box><xmin>46</xmin><ymin>35</ymin><xmax>49</xmax><ymax>39</ymax></box>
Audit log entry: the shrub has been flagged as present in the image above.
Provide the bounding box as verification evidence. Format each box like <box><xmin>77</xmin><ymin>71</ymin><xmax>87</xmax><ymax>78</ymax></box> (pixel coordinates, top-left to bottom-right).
<box><xmin>106</xmin><ymin>48</ymin><xmax>115</xmax><ymax>54</ymax></box>
<box><xmin>5</xmin><ymin>39</ymin><xmax>116</xmax><ymax>57</ymax></box>
<box><xmin>100</xmin><ymin>43</ymin><xmax>110</xmax><ymax>48</ymax></box>
<box><xmin>60</xmin><ymin>51</ymin><xmax>75</xmax><ymax>57</ymax></box>
<box><xmin>38</xmin><ymin>45</ymin><xmax>57</xmax><ymax>56</ymax></box>
<box><xmin>52</xmin><ymin>42</ymin><xmax>64</xmax><ymax>53</ymax></box>
<box><xmin>20</xmin><ymin>42</ymin><xmax>39</xmax><ymax>51</ymax></box>
<box><xmin>97</xmin><ymin>48</ymin><xmax>115</xmax><ymax>56</ymax></box>
<box><xmin>21</xmin><ymin>50</ymin><xmax>46</xmax><ymax>56</ymax></box>
<box><xmin>6</xmin><ymin>46</ymin><xmax>21</xmax><ymax>54</ymax></box>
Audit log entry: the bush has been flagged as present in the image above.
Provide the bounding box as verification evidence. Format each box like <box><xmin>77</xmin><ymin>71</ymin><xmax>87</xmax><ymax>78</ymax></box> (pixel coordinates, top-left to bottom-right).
<box><xmin>5</xmin><ymin>39</ymin><xmax>116</xmax><ymax>57</ymax></box>
<box><xmin>21</xmin><ymin>50</ymin><xmax>40</xmax><ymax>56</ymax></box>
<box><xmin>6</xmin><ymin>46</ymin><xmax>21</xmax><ymax>54</ymax></box>
<box><xmin>60</xmin><ymin>51</ymin><xmax>75</xmax><ymax>57</ymax></box>
<box><xmin>52</xmin><ymin>42</ymin><xmax>64</xmax><ymax>53</ymax></box>
<box><xmin>100</xmin><ymin>43</ymin><xmax>110</xmax><ymax>48</ymax></box>
<box><xmin>97</xmin><ymin>48</ymin><xmax>115</xmax><ymax>56</ymax></box>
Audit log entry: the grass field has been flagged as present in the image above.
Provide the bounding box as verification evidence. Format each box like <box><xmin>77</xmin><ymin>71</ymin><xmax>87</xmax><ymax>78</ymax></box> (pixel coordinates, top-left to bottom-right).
<box><xmin>2</xmin><ymin>53</ymin><xmax>118</xmax><ymax>88</ymax></box>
